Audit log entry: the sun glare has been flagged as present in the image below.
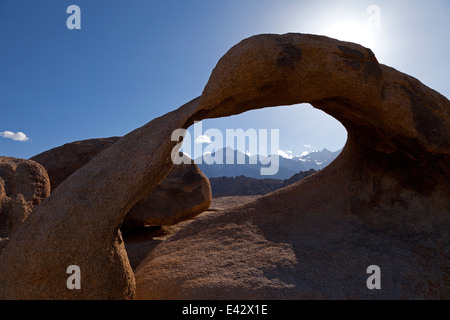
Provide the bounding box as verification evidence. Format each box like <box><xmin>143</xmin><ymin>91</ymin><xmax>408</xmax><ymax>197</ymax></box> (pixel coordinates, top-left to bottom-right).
<box><xmin>323</xmin><ymin>21</ymin><xmax>375</xmax><ymax>49</ymax></box>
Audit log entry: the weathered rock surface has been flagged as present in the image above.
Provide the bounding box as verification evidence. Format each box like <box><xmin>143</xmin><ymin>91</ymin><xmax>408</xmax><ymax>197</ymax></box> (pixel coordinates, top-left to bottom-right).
<box><xmin>31</xmin><ymin>138</ymin><xmax>212</xmax><ymax>227</ymax></box>
<box><xmin>0</xmin><ymin>157</ymin><xmax>50</xmax><ymax>241</ymax></box>
<box><xmin>0</xmin><ymin>98</ymin><xmax>201</xmax><ymax>299</ymax></box>
<box><xmin>0</xmin><ymin>33</ymin><xmax>449</xmax><ymax>299</ymax></box>
<box><xmin>124</xmin><ymin>196</ymin><xmax>259</xmax><ymax>271</ymax></box>
<box><xmin>123</xmin><ymin>158</ymin><xmax>212</xmax><ymax>227</ymax></box>
<box><xmin>30</xmin><ymin>137</ymin><xmax>121</xmax><ymax>191</ymax></box>
<box><xmin>134</xmin><ymin>34</ymin><xmax>450</xmax><ymax>299</ymax></box>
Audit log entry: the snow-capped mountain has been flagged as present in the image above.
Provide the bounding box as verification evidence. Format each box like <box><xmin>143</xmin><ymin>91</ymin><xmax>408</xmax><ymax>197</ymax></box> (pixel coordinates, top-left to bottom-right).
<box><xmin>294</xmin><ymin>148</ymin><xmax>342</xmax><ymax>169</ymax></box>
<box><xmin>194</xmin><ymin>147</ymin><xmax>342</xmax><ymax>180</ymax></box>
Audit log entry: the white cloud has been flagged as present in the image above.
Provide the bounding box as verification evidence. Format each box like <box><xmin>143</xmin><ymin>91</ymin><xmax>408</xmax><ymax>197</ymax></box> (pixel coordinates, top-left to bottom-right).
<box><xmin>0</xmin><ymin>131</ymin><xmax>29</xmax><ymax>142</ymax></box>
<box><xmin>277</xmin><ymin>149</ymin><xmax>293</xmax><ymax>159</ymax></box>
<box><xmin>194</xmin><ymin>134</ymin><xmax>212</xmax><ymax>144</ymax></box>
<box><xmin>303</xmin><ymin>144</ymin><xmax>311</xmax><ymax>148</ymax></box>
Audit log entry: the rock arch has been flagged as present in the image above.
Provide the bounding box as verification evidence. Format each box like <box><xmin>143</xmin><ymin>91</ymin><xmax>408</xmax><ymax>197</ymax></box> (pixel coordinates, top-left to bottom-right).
<box><xmin>0</xmin><ymin>33</ymin><xmax>449</xmax><ymax>299</ymax></box>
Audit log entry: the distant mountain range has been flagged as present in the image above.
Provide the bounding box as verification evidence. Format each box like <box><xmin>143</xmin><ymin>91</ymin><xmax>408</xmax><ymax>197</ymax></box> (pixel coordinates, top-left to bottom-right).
<box><xmin>194</xmin><ymin>147</ymin><xmax>342</xmax><ymax>180</ymax></box>
<box><xmin>209</xmin><ymin>169</ymin><xmax>317</xmax><ymax>197</ymax></box>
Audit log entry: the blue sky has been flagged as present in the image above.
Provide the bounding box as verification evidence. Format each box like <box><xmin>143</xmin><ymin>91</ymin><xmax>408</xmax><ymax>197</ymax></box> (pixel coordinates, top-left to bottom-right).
<box><xmin>1</xmin><ymin>0</ymin><xmax>449</xmax><ymax>159</ymax></box>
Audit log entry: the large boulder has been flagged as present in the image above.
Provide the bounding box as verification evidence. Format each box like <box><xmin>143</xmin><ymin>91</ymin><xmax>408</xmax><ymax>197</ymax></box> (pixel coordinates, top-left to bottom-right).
<box><xmin>123</xmin><ymin>158</ymin><xmax>212</xmax><ymax>227</ymax></box>
<box><xmin>30</xmin><ymin>137</ymin><xmax>121</xmax><ymax>191</ymax></box>
<box><xmin>0</xmin><ymin>33</ymin><xmax>449</xmax><ymax>299</ymax></box>
<box><xmin>31</xmin><ymin>138</ymin><xmax>212</xmax><ymax>227</ymax></box>
<box><xmin>0</xmin><ymin>157</ymin><xmax>50</xmax><ymax>244</ymax></box>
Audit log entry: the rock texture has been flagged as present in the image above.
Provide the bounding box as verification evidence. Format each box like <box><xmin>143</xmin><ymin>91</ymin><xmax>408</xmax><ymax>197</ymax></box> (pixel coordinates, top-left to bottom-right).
<box><xmin>30</xmin><ymin>137</ymin><xmax>121</xmax><ymax>191</ymax></box>
<box><xmin>123</xmin><ymin>158</ymin><xmax>212</xmax><ymax>227</ymax></box>
<box><xmin>0</xmin><ymin>157</ymin><xmax>50</xmax><ymax>242</ymax></box>
<box><xmin>124</xmin><ymin>196</ymin><xmax>261</xmax><ymax>271</ymax></box>
<box><xmin>0</xmin><ymin>33</ymin><xmax>449</xmax><ymax>299</ymax></box>
<box><xmin>31</xmin><ymin>138</ymin><xmax>212</xmax><ymax>227</ymax></box>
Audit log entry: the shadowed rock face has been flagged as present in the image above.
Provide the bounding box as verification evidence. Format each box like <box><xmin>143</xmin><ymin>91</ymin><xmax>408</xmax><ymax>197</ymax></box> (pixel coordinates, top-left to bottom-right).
<box><xmin>0</xmin><ymin>33</ymin><xmax>449</xmax><ymax>299</ymax></box>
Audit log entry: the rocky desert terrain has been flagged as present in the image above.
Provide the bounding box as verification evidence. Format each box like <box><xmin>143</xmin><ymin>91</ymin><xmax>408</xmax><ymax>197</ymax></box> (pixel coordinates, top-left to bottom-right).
<box><xmin>124</xmin><ymin>195</ymin><xmax>261</xmax><ymax>270</ymax></box>
<box><xmin>0</xmin><ymin>33</ymin><xmax>449</xmax><ymax>300</ymax></box>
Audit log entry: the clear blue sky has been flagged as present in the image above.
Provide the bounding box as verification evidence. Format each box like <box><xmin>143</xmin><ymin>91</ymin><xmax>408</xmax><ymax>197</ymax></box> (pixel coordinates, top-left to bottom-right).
<box><xmin>1</xmin><ymin>0</ymin><xmax>449</xmax><ymax>159</ymax></box>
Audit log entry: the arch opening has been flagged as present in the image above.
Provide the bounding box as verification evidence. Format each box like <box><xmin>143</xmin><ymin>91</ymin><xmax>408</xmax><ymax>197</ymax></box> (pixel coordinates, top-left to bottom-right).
<box><xmin>180</xmin><ymin>103</ymin><xmax>347</xmax><ymax>197</ymax></box>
